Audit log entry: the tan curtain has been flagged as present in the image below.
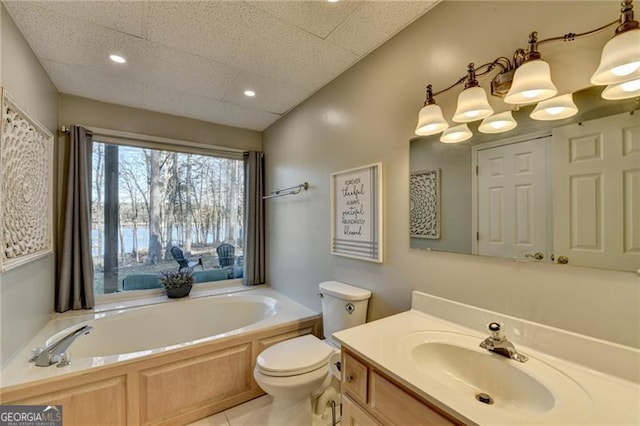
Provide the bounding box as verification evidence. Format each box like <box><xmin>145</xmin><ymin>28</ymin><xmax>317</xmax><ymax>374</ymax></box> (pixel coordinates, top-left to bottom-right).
<box><xmin>56</xmin><ymin>125</ymin><xmax>94</xmax><ymax>311</ymax></box>
<box><xmin>243</xmin><ymin>151</ymin><xmax>265</xmax><ymax>285</ymax></box>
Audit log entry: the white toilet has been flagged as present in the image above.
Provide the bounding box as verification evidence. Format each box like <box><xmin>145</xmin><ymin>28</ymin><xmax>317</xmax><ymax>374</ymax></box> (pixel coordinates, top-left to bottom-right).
<box><xmin>253</xmin><ymin>281</ymin><xmax>371</xmax><ymax>426</ymax></box>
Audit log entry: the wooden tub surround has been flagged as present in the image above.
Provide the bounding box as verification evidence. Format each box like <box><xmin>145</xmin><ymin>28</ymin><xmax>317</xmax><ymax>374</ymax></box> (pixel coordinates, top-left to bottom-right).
<box><xmin>1</xmin><ymin>289</ymin><xmax>321</xmax><ymax>425</ymax></box>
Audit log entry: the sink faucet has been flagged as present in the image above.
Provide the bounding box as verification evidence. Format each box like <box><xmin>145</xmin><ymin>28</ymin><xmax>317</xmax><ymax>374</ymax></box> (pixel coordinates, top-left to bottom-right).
<box><xmin>30</xmin><ymin>325</ymin><xmax>93</xmax><ymax>367</ymax></box>
<box><xmin>479</xmin><ymin>322</ymin><xmax>528</xmax><ymax>363</ymax></box>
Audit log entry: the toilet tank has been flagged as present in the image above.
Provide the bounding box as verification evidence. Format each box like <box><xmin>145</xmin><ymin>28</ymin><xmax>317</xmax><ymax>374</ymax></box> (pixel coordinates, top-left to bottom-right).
<box><xmin>319</xmin><ymin>281</ymin><xmax>371</xmax><ymax>345</ymax></box>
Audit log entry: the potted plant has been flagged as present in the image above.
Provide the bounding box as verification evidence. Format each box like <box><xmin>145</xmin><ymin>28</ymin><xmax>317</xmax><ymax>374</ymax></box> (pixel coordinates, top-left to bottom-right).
<box><xmin>159</xmin><ymin>270</ymin><xmax>194</xmax><ymax>298</ymax></box>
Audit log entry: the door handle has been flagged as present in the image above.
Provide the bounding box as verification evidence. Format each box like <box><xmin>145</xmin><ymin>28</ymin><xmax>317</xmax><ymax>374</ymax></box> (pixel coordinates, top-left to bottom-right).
<box><xmin>525</xmin><ymin>252</ymin><xmax>544</xmax><ymax>261</ymax></box>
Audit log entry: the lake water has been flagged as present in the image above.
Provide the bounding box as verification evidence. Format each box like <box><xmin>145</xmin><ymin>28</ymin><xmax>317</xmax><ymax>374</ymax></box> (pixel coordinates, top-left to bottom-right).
<box><xmin>91</xmin><ymin>225</ymin><xmax>226</xmax><ymax>257</ymax></box>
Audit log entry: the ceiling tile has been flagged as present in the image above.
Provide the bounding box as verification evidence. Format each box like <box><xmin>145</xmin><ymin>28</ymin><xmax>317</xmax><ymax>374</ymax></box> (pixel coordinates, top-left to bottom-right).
<box><xmin>143</xmin><ymin>85</ymin><xmax>281</xmax><ymax>131</ymax></box>
<box><xmin>27</xmin><ymin>0</ymin><xmax>145</xmax><ymax>38</ymax></box>
<box><xmin>42</xmin><ymin>59</ymin><xmax>144</xmax><ymax>109</ymax></box>
<box><xmin>327</xmin><ymin>1</ymin><xmax>438</xmax><ymax>56</ymax></box>
<box><xmin>146</xmin><ymin>1</ymin><xmax>358</xmax><ymax>84</ymax></box>
<box><xmin>247</xmin><ymin>1</ymin><xmax>361</xmax><ymax>39</ymax></box>
<box><xmin>223</xmin><ymin>72</ymin><xmax>312</xmax><ymax>115</ymax></box>
<box><xmin>5</xmin><ymin>1</ymin><xmax>437</xmax><ymax>131</ymax></box>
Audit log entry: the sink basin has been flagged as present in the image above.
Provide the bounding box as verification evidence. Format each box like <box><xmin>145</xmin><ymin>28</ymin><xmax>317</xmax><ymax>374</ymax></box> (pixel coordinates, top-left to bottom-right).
<box><xmin>412</xmin><ymin>341</ymin><xmax>553</xmax><ymax>414</ymax></box>
<box><xmin>395</xmin><ymin>331</ymin><xmax>592</xmax><ymax>422</ymax></box>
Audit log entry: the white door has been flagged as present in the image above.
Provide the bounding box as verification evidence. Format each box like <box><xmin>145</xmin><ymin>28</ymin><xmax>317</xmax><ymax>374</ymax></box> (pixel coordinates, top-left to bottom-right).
<box><xmin>553</xmin><ymin>111</ymin><xmax>640</xmax><ymax>271</ymax></box>
<box><xmin>477</xmin><ymin>137</ymin><xmax>549</xmax><ymax>260</ymax></box>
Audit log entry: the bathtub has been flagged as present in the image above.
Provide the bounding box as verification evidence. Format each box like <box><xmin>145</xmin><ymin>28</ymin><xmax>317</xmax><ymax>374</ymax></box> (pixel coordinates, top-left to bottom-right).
<box><xmin>0</xmin><ymin>286</ymin><xmax>322</xmax><ymax>425</ymax></box>
<box><xmin>51</xmin><ymin>293</ymin><xmax>279</xmax><ymax>358</ymax></box>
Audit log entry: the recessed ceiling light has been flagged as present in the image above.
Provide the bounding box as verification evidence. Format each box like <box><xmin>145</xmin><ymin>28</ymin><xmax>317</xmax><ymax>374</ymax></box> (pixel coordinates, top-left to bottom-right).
<box><xmin>109</xmin><ymin>54</ymin><xmax>126</xmax><ymax>64</ymax></box>
<box><xmin>328</xmin><ymin>0</ymin><xmax>339</xmax><ymax>3</ymax></box>
<box><xmin>244</xmin><ymin>90</ymin><xmax>256</xmax><ymax>97</ymax></box>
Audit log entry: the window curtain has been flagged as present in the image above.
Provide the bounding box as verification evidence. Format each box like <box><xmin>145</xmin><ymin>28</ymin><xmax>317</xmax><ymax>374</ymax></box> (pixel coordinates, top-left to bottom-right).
<box><xmin>56</xmin><ymin>125</ymin><xmax>94</xmax><ymax>312</ymax></box>
<box><xmin>243</xmin><ymin>151</ymin><xmax>265</xmax><ymax>285</ymax></box>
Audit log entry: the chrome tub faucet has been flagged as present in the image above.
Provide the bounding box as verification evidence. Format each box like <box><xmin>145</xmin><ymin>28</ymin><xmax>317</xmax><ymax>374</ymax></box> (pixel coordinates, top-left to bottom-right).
<box><xmin>479</xmin><ymin>322</ymin><xmax>528</xmax><ymax>363</ymax></box>
<box><xmin>30</xmin><ymin>325</ymin><xmax>93</xmax><ymax>367</ymax></box>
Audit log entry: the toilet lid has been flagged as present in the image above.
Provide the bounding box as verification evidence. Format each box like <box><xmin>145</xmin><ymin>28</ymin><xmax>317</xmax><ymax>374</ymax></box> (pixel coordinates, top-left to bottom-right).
<box><xmin>256</xmin><ymin>335</ymin><xmax>333</xmax><ymax>377</ymax></box>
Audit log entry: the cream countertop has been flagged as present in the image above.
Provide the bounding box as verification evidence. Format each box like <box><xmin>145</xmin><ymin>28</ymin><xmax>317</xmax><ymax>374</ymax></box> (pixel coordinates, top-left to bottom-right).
<box><xmin>333</xmin><ymin>291</ymin><xmax>640</xmax><ymax>425</ymax></box>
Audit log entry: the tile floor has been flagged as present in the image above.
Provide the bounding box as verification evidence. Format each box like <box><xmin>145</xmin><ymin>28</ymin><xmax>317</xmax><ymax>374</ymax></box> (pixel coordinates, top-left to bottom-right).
<box><xmin>188</xmin><ymin>395</ymin><xmax>273</xmax><ymax>426</ymax></box>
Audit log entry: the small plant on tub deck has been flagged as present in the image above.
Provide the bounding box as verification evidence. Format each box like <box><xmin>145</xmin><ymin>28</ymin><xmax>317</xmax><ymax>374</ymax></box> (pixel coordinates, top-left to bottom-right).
<box><xmin>159</xmin><ymin>270</ymin><xmax>194</xmax><ymax>298</ymax></box>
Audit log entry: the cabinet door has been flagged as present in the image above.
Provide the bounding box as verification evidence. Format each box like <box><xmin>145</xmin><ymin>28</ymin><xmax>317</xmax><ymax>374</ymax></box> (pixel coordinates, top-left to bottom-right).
<box><xmin>342</xmin><ymin>395</ymin><xmax>381</xmax><ymax>426</ymax></box>
<box><xmin>342</xmin><ymin>351</ymin><xmax>369</xmax><ymax>405</ymax></box>
<box><xmin>13</xmin><ymin>376</ymin><xmax>127</xmax><ymax>426</ymax></box>
<box><xmin>369</xmin><ymin>371</ymin><xmax>456</xmax><ymax>425</ymax></box>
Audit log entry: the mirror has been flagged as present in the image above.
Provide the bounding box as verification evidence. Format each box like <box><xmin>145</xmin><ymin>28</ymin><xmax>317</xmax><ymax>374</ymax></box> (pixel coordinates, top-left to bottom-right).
<box><xmin>410</xmin><ymin>86</ymin><xmax>639</xmax><ymax>273</ymax></box>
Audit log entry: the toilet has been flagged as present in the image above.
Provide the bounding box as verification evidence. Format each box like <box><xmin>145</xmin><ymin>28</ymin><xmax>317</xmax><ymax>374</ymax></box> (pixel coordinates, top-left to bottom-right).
<box><xmin>253</xmin><ymin>281</ymin><xmax>371</xmax><ymax>426</ymax></box>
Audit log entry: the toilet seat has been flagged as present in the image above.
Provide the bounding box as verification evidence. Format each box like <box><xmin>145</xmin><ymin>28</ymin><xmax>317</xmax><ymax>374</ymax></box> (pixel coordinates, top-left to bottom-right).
<box><xmin>256</xmin><ymin>335</ymin><xmax>333</xmax><ymax>377</ymax></box>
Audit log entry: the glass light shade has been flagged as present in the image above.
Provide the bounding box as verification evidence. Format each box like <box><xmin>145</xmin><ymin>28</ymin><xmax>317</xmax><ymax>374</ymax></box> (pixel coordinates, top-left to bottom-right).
<box><xmin>415</xmin><ymin>104</ymin><xmax>449</xmax><ymax>136</ymax></box>
<box><xmin>452</xmin><ymin>86</ymin><xmax>494</xmax><ymax>123</ymax></box>
<box><xmin>601</xmin><ymin>78</ymin><xmax>640</xmax><ymax>100</ymax></box>
<box><xmin>591</xmin><ymin>28</ymin><xmax>640</xmax><ymax>85</ymax></box>
<box><xmin>530</xmin><ymin>94</ymin><xmax>578</xmax><ymax>121</ymax></box>
<box><xmin>478</xmin><ymin>111</ymin><xmax>518</xmax><ymax>134</ymax></box>
<box><xmin>504</xmin><ymin>60</ymin><xmax>558</xmax><ymax>105</ymax></box>
<box><xmin>439</xmin><ymin>124</ymin><xmax>472</xmax><ymax>143</ymax></box>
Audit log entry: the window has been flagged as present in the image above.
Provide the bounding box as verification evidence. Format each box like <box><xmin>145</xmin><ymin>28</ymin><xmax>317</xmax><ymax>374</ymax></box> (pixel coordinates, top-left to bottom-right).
<box><xmin>91</xmin><ymin>141</ymin><xmax>244</xmax><ymax>295</ymax></box>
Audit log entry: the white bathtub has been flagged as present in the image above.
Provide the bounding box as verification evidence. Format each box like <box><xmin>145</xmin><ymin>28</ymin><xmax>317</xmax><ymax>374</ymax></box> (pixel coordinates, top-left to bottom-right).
<box><xmin>51</xmin><ymin>293</ymin><xmax>278</xmax><ymax>358</ymax></box>
<box><xmin>1</xmin><ymin>286</ymin><xmax>320</xmax><ymax>388</ymax></box>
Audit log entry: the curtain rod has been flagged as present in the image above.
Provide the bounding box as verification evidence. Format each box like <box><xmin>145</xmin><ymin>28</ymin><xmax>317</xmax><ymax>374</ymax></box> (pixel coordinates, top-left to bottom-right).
<box><xmin>59</xmin><ymin>124</ymin><xmax>246</xmax><ymax>155</ymax></box>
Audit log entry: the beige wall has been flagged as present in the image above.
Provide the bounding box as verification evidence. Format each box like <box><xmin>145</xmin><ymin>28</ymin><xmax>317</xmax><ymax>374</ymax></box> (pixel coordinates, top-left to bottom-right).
<box><xmin>263</xmin><ymin>1</ymin><xmax>640</xmax><ymax>348</ymax></box>
<box><xmin>59</xmin><ymin>94</ymin><xmax>262</xmax><ymax>152</ymax></box>
<box><xmin>1</xmin><ymin>4</ymin><xmax>59</xmax><ymax>368</ymax></box>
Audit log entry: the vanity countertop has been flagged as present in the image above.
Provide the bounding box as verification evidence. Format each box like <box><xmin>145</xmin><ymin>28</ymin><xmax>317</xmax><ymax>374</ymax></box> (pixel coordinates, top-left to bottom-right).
<box><xmin>333</xmin><ymin>292</ymin><xmax>640</xmax><ymax>425</ymax></box>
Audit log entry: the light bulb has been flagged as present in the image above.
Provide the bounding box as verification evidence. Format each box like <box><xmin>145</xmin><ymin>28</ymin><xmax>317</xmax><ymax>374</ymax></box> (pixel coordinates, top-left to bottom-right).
<box><xmin>611</xmin><ymin>62</ymin><xmax>640</xmax><ymax>76</ymax></box>
<box><xmin>522</xmin><ymin>89</ymin><xmax>542</xmax><ymax>99</ymax></box>
<box><xmin>490</xmin><ymin>121</ymin><xmax>509</xmax><ymax>129</ymax></box>
<box><xmin>545</xmin><ymin>107</ymin><xmax>565</xmax><ymax>115</ymax></box>
<box><xmin>621</xmin><ymin>78</ymin><xmax>640</xmax><ymax>92</ymax></box>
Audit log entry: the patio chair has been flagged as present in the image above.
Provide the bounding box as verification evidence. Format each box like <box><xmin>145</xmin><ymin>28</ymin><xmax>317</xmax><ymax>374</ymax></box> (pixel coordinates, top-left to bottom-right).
<box><xmin>216</xmin><ymin>243</ymin><xmax>235</xmax><ymax>268</ymax></box>
<box><xmin>170</xmin><ymin>246</ymin><xmax>203</xmax><ymax>271</ymax></box>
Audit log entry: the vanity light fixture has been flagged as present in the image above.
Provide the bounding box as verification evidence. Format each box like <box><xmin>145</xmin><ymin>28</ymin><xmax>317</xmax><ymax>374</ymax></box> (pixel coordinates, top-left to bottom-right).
<box><xmin>414</xmin><ymin>0</ymin><xmax>639</xmax><ymax>139</ymax></box>
<box><xmin>591</xmin><ymin>0</ymin><xmax>640</xmax><ymax>89</ymax></box>
<box><xmin>415</xmin><ymin>85</ymin><xmax>449</xmax><ymax>136</ymax></box>
<box><xmin>503</xmin><ymin>32</ymin><xmax>557</xmax><ymax>105</ymax></box>
<box><xmin>440</xmin><ymin>124</ymin><xmax>472</xmax><ymax>143</ymax></box>
<box><xmin>529</xmin><ymin>93</ymin><xmax>578</xmax><ymax>121</ymax></box>
<box><xmin>478</xmin><ymin>111</ymin><xmax>518</xmax><ymax>134</ymax></box>
<box><xmin>109</xmin><ymin>54</ymin><xmax>126</xmax><ymax>64</ymax></box>
<box><xmin>452</xmin><ymin>64</ymin><xmax>494</xmax><ymax>122</ymax></box>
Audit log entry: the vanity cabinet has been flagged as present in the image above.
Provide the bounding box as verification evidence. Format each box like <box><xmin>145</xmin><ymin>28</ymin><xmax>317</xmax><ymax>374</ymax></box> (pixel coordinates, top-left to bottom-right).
<box><xmin>341</xmin><ymin>348</ymin><xmax>462</xmax><ymax>426</ymax></box>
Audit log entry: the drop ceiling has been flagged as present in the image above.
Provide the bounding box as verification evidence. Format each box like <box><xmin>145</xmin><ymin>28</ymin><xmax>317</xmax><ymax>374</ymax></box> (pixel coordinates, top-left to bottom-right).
<box><xmin>3</xmin><ymin>1</ymin><xmax>438</xmax><ymax>131</ymax></box>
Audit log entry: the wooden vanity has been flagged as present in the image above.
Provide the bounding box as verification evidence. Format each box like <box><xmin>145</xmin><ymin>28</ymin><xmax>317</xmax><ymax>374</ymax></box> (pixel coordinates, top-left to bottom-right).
<box><xmin>340</xmin><ymin>348</ymin><xmax>463</xmax><ymax>425</ymax></box>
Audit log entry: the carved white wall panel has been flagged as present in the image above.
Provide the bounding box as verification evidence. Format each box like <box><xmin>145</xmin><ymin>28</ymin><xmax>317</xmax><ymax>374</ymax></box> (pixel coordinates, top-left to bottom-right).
<box><xmin>410</xmin><ymin>168</ymin><xmax>440</xmax><ymax>239</ymax></box>
<box><xmin>0</xmin><ymin>88</ymin><xmax>54</xmax><ymax>271</ymax></box>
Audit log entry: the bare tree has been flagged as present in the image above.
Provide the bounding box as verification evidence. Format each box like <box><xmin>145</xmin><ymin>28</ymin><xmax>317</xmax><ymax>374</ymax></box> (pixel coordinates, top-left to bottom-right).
<box><xmin>146</xmin><ymin>149</ymin><xmax>162</xmax><ymax>264</ymax></box>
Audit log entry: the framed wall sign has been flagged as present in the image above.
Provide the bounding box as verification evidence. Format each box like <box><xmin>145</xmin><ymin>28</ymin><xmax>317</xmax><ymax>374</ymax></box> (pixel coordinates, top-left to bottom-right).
<box><xmin>410</xmin><ymin>168</ymin><xmax>441</xmax><ymax>239</ymax></box>
<box><xmin>0</xmin><ymin>88</ymin><xmax>54</xmax><ymax>271</ymax></box>
<box><xmin>331</xmin><ymin>162</ymin><xmax>383</xmax><ymax>263</ymax></box>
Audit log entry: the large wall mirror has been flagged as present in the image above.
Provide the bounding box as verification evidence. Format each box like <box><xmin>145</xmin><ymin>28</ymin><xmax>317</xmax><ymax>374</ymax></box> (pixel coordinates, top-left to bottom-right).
<box><xmin>410</xmin><ymin>86</ymin><xmax>639</xmax><ymax>273</ymax></box>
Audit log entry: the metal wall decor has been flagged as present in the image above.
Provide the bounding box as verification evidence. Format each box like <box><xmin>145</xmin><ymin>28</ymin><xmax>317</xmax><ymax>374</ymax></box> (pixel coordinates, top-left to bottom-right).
<box><xmin>410</xmin><ymin>168</ymin><xmax>440</xmax><ymax>239</ymax></box>
<box><xmin>0</xmin><ymin>88</ymin><xmax>54</xmax><ymax>271</ymax></box>
<box><xmin>331</xmin><ymin>163</ymin><xmax>383</xmax><ymax>263</ymax></box>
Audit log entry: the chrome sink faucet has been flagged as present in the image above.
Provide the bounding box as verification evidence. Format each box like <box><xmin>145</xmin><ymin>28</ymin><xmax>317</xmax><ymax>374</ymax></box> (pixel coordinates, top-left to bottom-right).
<box><xmin>479</xmin><ymin>322</ymin><xmax>528</xmax><ymax>363</ymax></box>
<box><xmin>30</xmin><ymin>325</ymin><xmax>93</xmax><ymax>367</ymax></box>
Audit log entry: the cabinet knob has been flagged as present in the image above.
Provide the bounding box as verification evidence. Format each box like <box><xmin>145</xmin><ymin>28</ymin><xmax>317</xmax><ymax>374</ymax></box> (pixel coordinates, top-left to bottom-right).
<box><xmin>345</xmin><ymin>374</ymin><xmax>354</xmax><ymax>383</ymax></box>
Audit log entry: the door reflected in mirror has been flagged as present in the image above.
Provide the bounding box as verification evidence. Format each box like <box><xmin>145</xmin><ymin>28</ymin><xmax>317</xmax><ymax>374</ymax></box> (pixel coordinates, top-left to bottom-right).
<box><xmin>409</xmin><ymin>86</ymin><xmax>640</xmax><ymax>273</ymax></box>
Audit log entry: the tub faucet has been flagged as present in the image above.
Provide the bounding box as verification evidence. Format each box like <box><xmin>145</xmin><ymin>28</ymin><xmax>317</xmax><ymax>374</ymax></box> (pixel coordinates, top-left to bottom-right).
<box><xmin>479</xmin><ymin>322</ymin><xmax>528</xmax><ymax>363</ymax></box>
<box><xmin>31</xmin><ymin>325</ymin><xmax>93</xmax><ymax>367</ymax></box>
